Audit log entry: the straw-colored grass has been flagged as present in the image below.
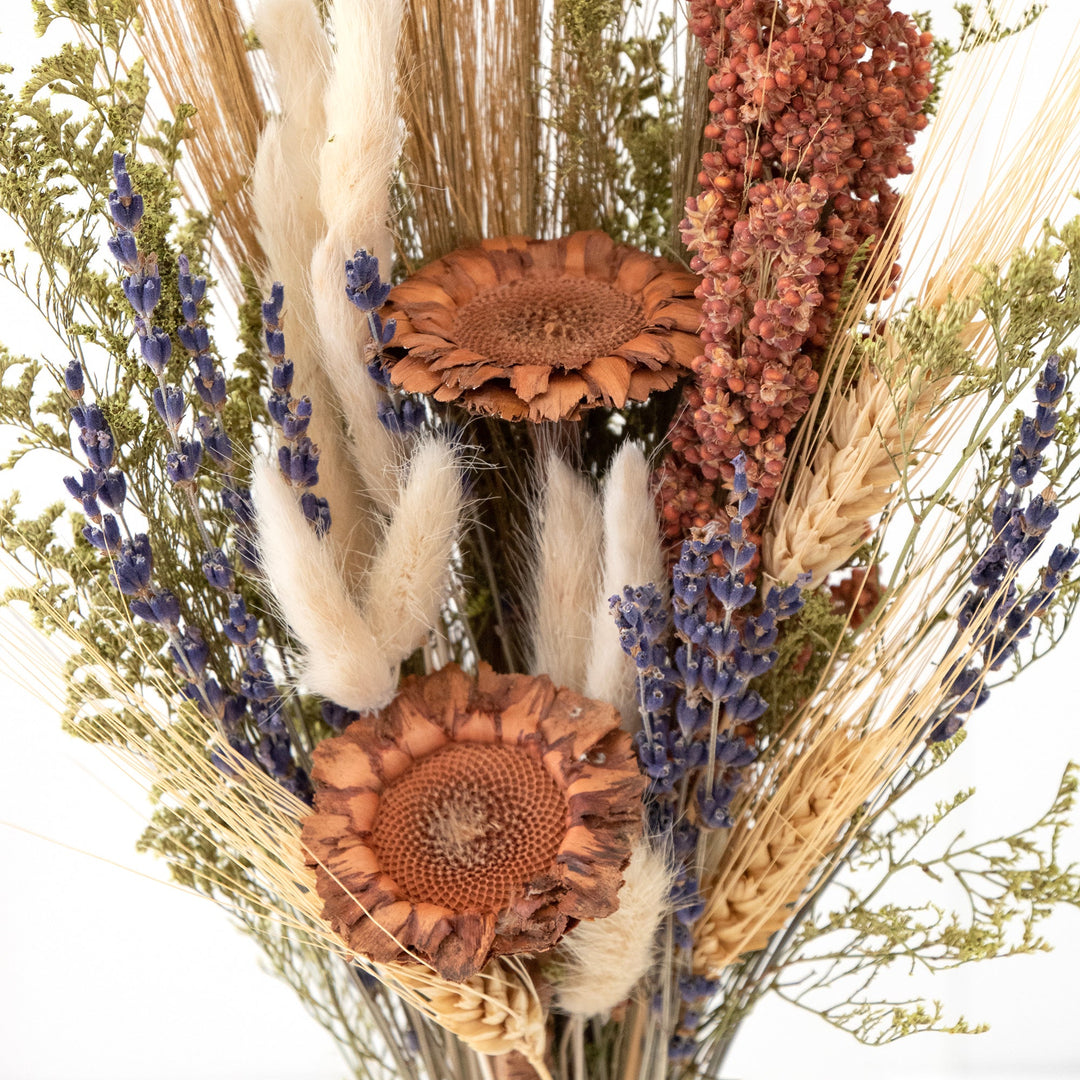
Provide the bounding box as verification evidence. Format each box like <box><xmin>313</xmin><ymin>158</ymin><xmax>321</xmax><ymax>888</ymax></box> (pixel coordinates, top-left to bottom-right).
<box><xmin>138</xmin><ymin>0</ymin><xmax>267</xmax><ymax>297</ymax></box>
<box><xmin>763</xmin><ymin>366</ymin><xmax>939</xmax><ymax>587</ymax></box>
<box><xmin>396</xmin><ymin>0</ymin><xmax>543</xmax><ymax>265</ymax></box>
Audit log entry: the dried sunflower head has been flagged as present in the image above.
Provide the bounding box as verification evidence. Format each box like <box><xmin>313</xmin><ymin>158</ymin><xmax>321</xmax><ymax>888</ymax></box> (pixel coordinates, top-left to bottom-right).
<box><xmin>382</xmin><ymin>231</ymin><xmax>702</xmax><ymax>422</ymax></box>
<box><xmin>302</xmin><ymin>663</ymin><xmax>645</xmax><ymax>981</ymax></box>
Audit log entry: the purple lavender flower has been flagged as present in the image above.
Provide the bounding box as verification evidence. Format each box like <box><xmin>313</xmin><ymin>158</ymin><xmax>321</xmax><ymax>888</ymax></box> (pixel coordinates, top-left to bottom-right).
<box><xmin>344</xmin><ymin>250</ymin><xmax>392</xmax><ymax>312</ymax></box>
<box><xmin>110</xmin><ymin>534</ymin><xmax>154</xmax><ymax>595</ymax></box>
<box><xmin>122</xmin><ymin>255</ymin><xmax>162</xmax><ymax>317</ymax></box>
<box><xmin>108</xmin><ymin>153</ymin><xmax>144</xmax><ymax>232</ymax></box>
<box><xmin>63</xmin><ymin>360</ymin><xmax>84</xmax><ymax>397</ymax></box>
<box><xmin>931</xmin><ymin>355</ymin><xmax>1078</xmax><ymax>741</ymax></box>
<box><xmin>165</xmin><ymin>437</ymin><xmax>203</xmax><ymax>485</ymax></box>
<box><xmin>135</xmin><ymin>317</ymin><xmax>172</xmax><ymax>375</ymax></box>
<box><xmin>153</xmin><ymin>385</ymin><xmax>186</xmax><ymax>431</ymax></box>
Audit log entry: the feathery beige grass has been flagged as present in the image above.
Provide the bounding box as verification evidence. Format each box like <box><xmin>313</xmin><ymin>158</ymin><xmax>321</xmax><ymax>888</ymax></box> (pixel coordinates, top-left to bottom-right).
<box><xmin>139</xmin><ymin>0</ymin><xmax>266</xmax><ymax>298</ymax></box>
<box><xmin>527</xmin><ymin>454</ymin><xmax>603</xmax><ymax>692</ymax></box>
<box><xmin>251</xmin><ymin>0</ymin><xmax>378</xmax><ymax>587</ymax></box>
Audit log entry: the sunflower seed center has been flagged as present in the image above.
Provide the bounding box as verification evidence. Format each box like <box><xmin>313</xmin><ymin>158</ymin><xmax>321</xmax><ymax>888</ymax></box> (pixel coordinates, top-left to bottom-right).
<box><xmin>453</xmin><ymin>276</ymin><xmax>645</xmax><ymax>369</ymax></box>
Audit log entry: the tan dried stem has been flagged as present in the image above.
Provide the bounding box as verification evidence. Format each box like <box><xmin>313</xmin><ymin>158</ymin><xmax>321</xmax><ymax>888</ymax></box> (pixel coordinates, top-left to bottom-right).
<box><xmin>397</xmin><ymin>0</ymin><xmax>543</xmax><ymax>266</ymax></box>
<box><xmin>139</xmin><ymin>0</ymin><xmax>267</xmax><ymax>296</ymax></box>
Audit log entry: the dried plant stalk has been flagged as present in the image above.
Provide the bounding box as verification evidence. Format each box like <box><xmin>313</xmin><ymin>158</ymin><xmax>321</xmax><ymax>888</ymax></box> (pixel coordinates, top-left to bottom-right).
<box><xmin>386</xmin><ymin>960</ymin><xmax>549</xmax><ymax>1073</ymax></box>
<box><xmin>139</xmin><ymin>0</ymin><xmax>266</xmax><ymax>295</ymax></box>
<box><xmin>694</xmin><ymin>727</ymin><xmax>892</xmax><ymax>974</ymax></box>
<box><xmin>763</xmin><ymin>366</ymin><xmax>938</xmax><ymax>586</ymax></box>
<box><xmin>396</xmin><ymin>0</ymin><xmax>543</xmax><ymax>265</ymax></box>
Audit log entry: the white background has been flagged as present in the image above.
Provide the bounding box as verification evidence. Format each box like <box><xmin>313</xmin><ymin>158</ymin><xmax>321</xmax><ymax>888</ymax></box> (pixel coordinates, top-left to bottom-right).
<box><xmin>1</xmin><ymin>1</ymin><xmax>1080</xmax><ymax>1078</ymax></box>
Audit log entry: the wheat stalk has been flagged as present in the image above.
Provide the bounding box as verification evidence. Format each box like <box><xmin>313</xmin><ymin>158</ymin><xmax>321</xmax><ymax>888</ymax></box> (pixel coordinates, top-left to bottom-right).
<box><xmin>385</xmin><ymin>960</ymin><xmax>549</xmax><ymax>1075</ymax></box>
<box><xmin>762</xmin><ymin>364</ymin><xmax>938</xmax><ymax>586</ymax></box>
<box><xmin>693</xmin><ymin>727</ymin><xmax>891</xmax><ymax>973</ymax></box>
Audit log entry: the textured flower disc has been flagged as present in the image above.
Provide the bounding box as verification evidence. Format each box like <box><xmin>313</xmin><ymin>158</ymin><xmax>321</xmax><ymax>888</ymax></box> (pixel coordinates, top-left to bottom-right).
<box><xmin>382</xmin><ymin>231</ymin><xmax>702</xmax><ymax>422</ymax></box>
<box><xmin>302</xmin><ymin>663</ymin><xmax>646</xmax><ymax>982</ymax></box>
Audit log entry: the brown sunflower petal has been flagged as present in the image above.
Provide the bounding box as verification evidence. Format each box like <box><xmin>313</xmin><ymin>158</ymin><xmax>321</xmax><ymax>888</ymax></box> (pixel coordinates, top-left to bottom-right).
<box><xmin>580</xmin><ymin>355</ymin><xmax>632</xmax><ymax>407</ymax></box>
<box><xmin>433</xmin><ymin>912</ymin><xmax>498</xmax><ymax>982</ymax></box>
<box><xmin>508</xmin><ymin>364</ymin><xmax>552</xmax><ymax>400</ymax></box>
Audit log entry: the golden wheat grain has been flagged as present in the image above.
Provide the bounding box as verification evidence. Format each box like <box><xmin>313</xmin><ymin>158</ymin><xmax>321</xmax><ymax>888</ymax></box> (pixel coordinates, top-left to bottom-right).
<box><xmin>386</xmin><ymin>960</ymin><xmax>549</xmax><ymax>1074</ymax></box>
<box><xmin>693</xmin><ymin>727</ymin><xmax>890</xmax><ymax>974</ymax></box>
<box><xmin>763</xmin><ymin>366</ymin><xmax>937</xmax><ymax>586</ymax></box>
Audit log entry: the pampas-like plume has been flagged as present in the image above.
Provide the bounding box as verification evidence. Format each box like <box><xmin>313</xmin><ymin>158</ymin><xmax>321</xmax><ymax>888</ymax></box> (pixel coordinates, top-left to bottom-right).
<box><xmin>551</xmin><ymin>841</ymin><xmax>674</xmax><ymax>1018</ymax></box>
<box><xmin>386</xmin><ymin>960</ymin><xmax>549</xmax><ymax>1074</ymax></box>
<box><xmin>584</xmin><ymin>443</ymin><xmax>667</xmax><ymax>725</ymax></box>
<box><xmin>309</xmin><ymin>236</ymin><xmax>402</xmax><ymax>513</ymax></box>
<box><xmin>528</xmin><ymin>455</ymin><xmax>603</xmax><ymax>692</ymax></box>
<box><xmin>251</xmin><ymin>459</ymin><xmax>398</xmax><ymax>712</ymax></box>
<box><xmin>306</xmin><ymin>0</ymin><xmax>405</xmax><ymax>514</ymax></box>
<box><xmin>364</xmin><ymin>437</ymin><xmax>467</xmax><ymax>663</ymax></box>
<box><xmin>693</xmin><ymin>727</ymin><xmax>892</xmax><ymax>974</ymax></box>
<box><xmin>319</xmin><ymin>0</ymin><xmax>403</xmax><ymax>271</ymax></box>
<box><xmin>251</xmin><ymin>0</ymin><xmax>378</xmax><ymax>585</ymax></box>
<box><xmin>763</xmin><ymin>367</ymin><xmax>937</xmax><ymax>586</ymax></box>
<box><xmin>139</xmin><ymin>0</ymin><xmax>265</xmax><ymax>299</ymax></box>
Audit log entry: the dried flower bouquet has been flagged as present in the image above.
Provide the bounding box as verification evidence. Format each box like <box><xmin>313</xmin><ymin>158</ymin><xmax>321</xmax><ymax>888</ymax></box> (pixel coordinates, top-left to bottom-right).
<box><xmin>2</xmin><ymin>0</ymin><xmax>1080</xmax><ymax>1077</ymax></box>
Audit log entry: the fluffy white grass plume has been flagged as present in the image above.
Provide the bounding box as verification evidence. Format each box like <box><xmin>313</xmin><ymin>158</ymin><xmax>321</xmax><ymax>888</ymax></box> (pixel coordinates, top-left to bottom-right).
<box><xmin>552</xmin><ymin>841</ymin><xmax>674</xmax><ymax>1018</ymax></box>
<box><xmin>306</xmin><ymin>0</ymin><xmax>405</xmax><ymax>513</ymax></box>
<box><xmin>364</xmin><ymin>437</ymin><xmax>467</xmax><ymax>663</ymax></box>
<box><xmin>528</xmin><ymin>454</ymin><xmax>603</xmax><ymax>692</ymax></box>
<box><xmin>252</xmin><ymin>459</ymin><xmax>397</xmax><ymax>711</ymax></box>
<box><xmin>251</xmin><ymin>0</ymin><xmax>378</xmax><ymax>583</ymax></box>
<box><xmin>584</xmin><ymin>443</ymin><xmax>666</xmax><ymax>725</ymax></box>
<box><xmin>318</xmin><ymin>0</ymin><xmax>403</xmax><ymax>272</ymax></box>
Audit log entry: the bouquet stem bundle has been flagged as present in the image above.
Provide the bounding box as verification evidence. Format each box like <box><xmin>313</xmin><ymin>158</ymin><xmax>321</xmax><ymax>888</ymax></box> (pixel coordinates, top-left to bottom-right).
<box><xmin>3</xmin><ymin>0</ymin><xmax>1080</xmax><ymax>1077</ymax></box>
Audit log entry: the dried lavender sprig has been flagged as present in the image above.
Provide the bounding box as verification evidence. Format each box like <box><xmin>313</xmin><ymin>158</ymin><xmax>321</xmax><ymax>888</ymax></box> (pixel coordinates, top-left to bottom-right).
<box><xmin>103</xmin><ymin>158</ymin><xmax>310</xmax><ymax>793</ymax></box>
<box><xmin>261</xmin><ymin>283</ymin><xmax>332</xmax><ymax>537</ymax></box>
<box><xmin>345</xmin><ymin>250</ymin><xmax>424</xmax><ymax>436</ymax></box>
<box><xmin>931</xmin><ymin>355</ymin><xmax>1078</xmax><ymax>741</ymax></box>
<box><xmin>613</xmin><ymin>455</ymin><xmax>806</xmax><ymax>1060</ymax></box>
<box><xmin>62</xmin><ymin>365</ymin><xmax>228</xmax><ymax>735</ymax></box>
<box><xmin>108</xmin><ymin>154</ymin><xmax>215</xmax><ymax>556</ymax></box>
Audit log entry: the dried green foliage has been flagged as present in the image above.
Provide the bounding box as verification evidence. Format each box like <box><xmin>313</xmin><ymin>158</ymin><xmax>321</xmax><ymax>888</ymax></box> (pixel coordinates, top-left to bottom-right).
<box><xmin>774</xmin><ymin>756</ymin><xmax>1080</xmax><ymax>1044</ymax></box>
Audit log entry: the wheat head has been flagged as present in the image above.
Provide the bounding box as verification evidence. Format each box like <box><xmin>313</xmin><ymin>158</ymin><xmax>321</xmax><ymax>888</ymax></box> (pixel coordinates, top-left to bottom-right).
<box><xmin>763</xmin><ymin>365</ymin><xmax>937</xmax><ymax>586</ymax></box>
<box><xmin>694</xmin><ymin>728</ymin><xmax>890</xmax><ymax>974</ymax></box>
<box><xmin>385</xmin><ymin>960</ymin><xmax>549</xmax><ymax>1073</ymax></box>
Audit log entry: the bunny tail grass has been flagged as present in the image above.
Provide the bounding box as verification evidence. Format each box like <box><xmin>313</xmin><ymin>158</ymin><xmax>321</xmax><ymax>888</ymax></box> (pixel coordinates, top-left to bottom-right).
<box><xmin>308</xmin><ymin>0</ymin><xmax>405</xmax><ymax>513</ymax></box>
<box><xmin>528</xmin><ymin>454</ymin><xmax>603</xmax><ymax>692</ymax></box>
<box><xmin>364</xmin><ymin>437</ymin><xmax>467</xmax><ymax>664</ymax></box>
<box><xmin>584</xmin><ymin>443</ymin><xmax>667</xmax><ymax>725</ymax></box>
<box><xmin>552</xmin><ymin>841</ymin><xmax>674</xmax><ymax>1018</ymax></box>
<box><xmin>251</xmin><ymin>0</ymin><xmax>377</xmax><ymax>584</ymax></box>
<box><xmin>252</xmin><ymin>459</ymin><xmax>397</xmax><ymax>711</ymax></box>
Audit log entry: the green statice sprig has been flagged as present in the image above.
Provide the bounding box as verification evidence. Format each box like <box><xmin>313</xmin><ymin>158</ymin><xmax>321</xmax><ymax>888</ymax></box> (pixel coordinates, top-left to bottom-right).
<box><xmin>769</xmin><ymin>754</ymin><xmax>1080</xmax><ymax>1045</ymax></box>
